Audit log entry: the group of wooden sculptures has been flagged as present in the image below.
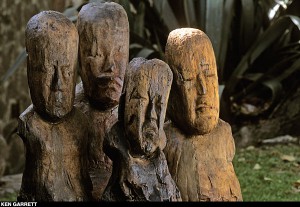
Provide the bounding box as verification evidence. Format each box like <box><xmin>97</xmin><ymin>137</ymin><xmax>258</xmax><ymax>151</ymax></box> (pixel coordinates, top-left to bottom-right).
<box><xmin>17</xmin><ymin>1</ymin><xmax>243</xmax><ymax>202</ymax></box>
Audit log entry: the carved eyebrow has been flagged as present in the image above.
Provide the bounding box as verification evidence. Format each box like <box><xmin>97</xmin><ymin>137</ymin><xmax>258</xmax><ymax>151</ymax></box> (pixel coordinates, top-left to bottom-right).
<box><xmin>178</xmin><ymin>72</ymin><xmax>184</xmax><ymax>82</ymax></box>
<box><xmin>155</xmin><ymin>95</ymin><xmax>164</xmax><ymax>105</ymax></box>
<box><xmin>199</xmin><ymin>61</ymin><xmax>216</xmax><ymax>77</ymax></box>
<box><xmin>205</xmin><ymin>70</ymin><xmax>216</xmax><ymax>77</ymax></box>
<box><xmin>86</xmin><ymin>54</ymin><xmax>104</xmax><ymax>59</ymax></box>
<box><xmin>177</xmin><ymin>72</ymin><xmax>194</xmax><ymax>82</ymax></box>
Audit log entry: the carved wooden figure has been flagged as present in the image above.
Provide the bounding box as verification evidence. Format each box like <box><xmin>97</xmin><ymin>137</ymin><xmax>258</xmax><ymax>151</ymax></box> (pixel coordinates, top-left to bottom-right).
<box><xmin>17</xmin><ymin>11</ymin><xmax>92</xmax><ymax>201</ymax></box>
<box><xmin>74</xmin><ymin>2</ymin><xmax>129</xmax><ymax>200</ymax></box>
<box><xmin>101</xmin><ymin>58</ymin><xmax>182</xmax><ymax>201</ymax></box>
<box><xmin>163</xmin><ymin>28</ymin><xmax>243</xmax><ymax>201</ymax></box>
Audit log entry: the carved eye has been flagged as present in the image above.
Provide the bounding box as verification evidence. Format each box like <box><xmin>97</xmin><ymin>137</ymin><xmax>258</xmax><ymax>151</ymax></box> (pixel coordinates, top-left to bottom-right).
<box><xmin>176</xmin><ymin>72</ymin><xmax>193</xmax><ymax>84</ymax></box>
<box><xmin>178</xmin><ymin>72</ymin><xmax>184</xmax><ymax>83</ymax></box>
<box><xmin>155</xmin><ymin>95</ymin><xmax>163</xmax><ymax>109</ymax></box>
<box><xmin>199</xmin><ymin>61</ymin><xmax>215</xmax><ymax>78</ymax></box>
<box><xmin>204</xmin><ymin>69</ymin><xmax>215</xmax><ymax>77</ymax></box>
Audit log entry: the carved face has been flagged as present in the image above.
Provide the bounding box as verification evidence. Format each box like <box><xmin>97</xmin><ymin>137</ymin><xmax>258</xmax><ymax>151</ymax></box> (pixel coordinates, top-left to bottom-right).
<box><xmin>166</xmin><ymin>28</ymin><xmax>219</xmax><ymax>135</ymax></box>
<box><xmin>77</xmin><ymin>2</ymin><xmax>129</xmax><ymax>109</ymax></box>
<box><xmin>124</xmin><ymin>58</ymin><xmax>172</xmax><ymax>156</ymax></box>
<box><xmin>26</xmin><ymin>11</ymin><xmax>78</xmax><ymax>120</ymax></box>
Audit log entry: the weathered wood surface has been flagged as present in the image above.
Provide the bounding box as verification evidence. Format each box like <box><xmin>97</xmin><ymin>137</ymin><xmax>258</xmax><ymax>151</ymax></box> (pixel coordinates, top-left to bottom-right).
<box><xmin>165</xmin><ymin>28</ymin><xmax>219</xmax><ymax>136</ymax></box>
<box><xmin>164</xmin><ymin>28</ymin><xmax>242</xmax><ymax>201</ymax></box>
<box><xmin>102</xmin><ymin>58</ymin><xmax>182</xmax><ymax>201</ymax></box>
<box><xmin>74</xmin><ymin>82</ymin><xmax>118</xmax><ymax>200</ymax></box>
<box><xmin>18</xmin><ymin>106</ymin><xmax>92</xmax><ymax>201</ymax></box>
<box><xmin>74</xmin><ymin>1</ymin><xmax>129</xmax><ymax>200</ymax></box>
<box><xmin>164</xmin><ymin>119</ymin><xmax>242</xmax><ymax>201</ymax></box>
<box><xmin>25</xmin><ymin>11</ymin><xmax>78</xmax><ymax>120</ymax></box>
<box><xmin>17</xmin><ymin>11</ymin><xmax>92</xmax><ymax>201</ymax></box>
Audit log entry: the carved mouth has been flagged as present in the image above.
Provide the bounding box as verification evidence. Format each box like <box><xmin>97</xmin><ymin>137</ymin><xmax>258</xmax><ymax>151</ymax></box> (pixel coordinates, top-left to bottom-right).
<box><xmin>96</xmin><ymin>74</ymin><xmax>123</xmax><ymax>87</ymax></box>
<box><xmin>142</xmin><ymin>122</ymin><xmax>158</xmax><ymax>140</ymax></box>
<box><xmin>196</xmin><ymin>104</ymin><xmax>210</xmax><ymax>109</ymax></box>
<box><xmin>145</xmin><ymin>142</ymin><xmax>153</xmax><ymax>153</ymax></box>
<box><xmin>97</xmin><ymin>73</ymin><xmax>114</xmax><ymax>79</ymax></box>
<box><xmin>196</xmin><ymin>104</ymin><xmax>211</xmax><ymax>110</ymax></box>
<box><xmin>196</xmin><ymin>104</ymin><xmax>217</xmax><ymax>113</ymax></box>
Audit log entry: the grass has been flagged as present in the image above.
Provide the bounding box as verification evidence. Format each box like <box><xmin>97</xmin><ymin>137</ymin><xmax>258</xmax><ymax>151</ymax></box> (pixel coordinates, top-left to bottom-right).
<box><xmin>233</xmin><ymin>143</ymin><xmax>300</xmax><ymax>201</ymax></box>
<box><xmin>0</xmin><ymin>193</ymin><xmax>17</xmax><ymax>201</ymax></box>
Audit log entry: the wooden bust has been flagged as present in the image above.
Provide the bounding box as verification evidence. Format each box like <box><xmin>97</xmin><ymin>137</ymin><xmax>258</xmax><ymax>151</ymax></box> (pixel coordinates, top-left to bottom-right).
<box><xmin>74</xmin><ymin>2</ymin><xmax>129</xmax><ymax>200</ymax></box>
<box><xmin>163</xmin><ymin>28</ymin><xmax>243</xmax><ymax>201</ymax></box>
<box><xmin>101</xmin><ymin>58</ymin><xmax>182</xmax><ymax>201</ymax></box>
<box><xmin>17</xmin><ymin>11</ymin><xmax>92</xmax><ymax>201</ymax></box>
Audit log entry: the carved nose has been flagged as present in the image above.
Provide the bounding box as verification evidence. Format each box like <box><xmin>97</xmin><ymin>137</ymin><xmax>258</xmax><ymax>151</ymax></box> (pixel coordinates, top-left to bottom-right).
<box><xmin>103</xmin><ymin>63</ymin><xmax>114</xmax><ymax>73</ymax></box>
<box><xmin>199</xmin><ymin>83</ymin><xmax>206</xmax><ymax>94</ymax></box>
<box><xmin>148</xmin><ymin>102</ymin><xmax>157</xmax><ymax>121</ymax></box>
<box><xmin>197</xmin><ymin>76</ymin><xmax>207</xmax><ymax>95</ymax></box>
<box><xmin>51</xmin><ymin>66</ymin><xmax>59</xmax><ymax>91</ymax></box>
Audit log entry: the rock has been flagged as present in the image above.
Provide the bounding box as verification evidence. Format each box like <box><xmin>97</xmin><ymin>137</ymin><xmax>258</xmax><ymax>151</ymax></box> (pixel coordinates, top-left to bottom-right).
<box><xmin>0</xmin><ymin>173</ymin><xmax>22</xmax><ymax>198</ymax></box>
<box><xmin>259</xmin><ymin>135</ymin><xmax>299</xmax><ymax>146</ymax></box>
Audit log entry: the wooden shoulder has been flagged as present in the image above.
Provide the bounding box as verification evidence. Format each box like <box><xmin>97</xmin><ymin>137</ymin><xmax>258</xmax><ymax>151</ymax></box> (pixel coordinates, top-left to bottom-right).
<box><xmin>164</xmin><ymin>120</ymin><xmax>186</xmax><ymax>140</ymax></box>
<box><xmin>74</xmin><ymin>81</ymin><xmax>90</xmax><ymax>114</ymax></box>
<box><xmin>216</xmin><ymin>118</ymin><xmax>236</xmax><ymax>161</ymax></box>
<box><xmin>104</xmin><ymin>122</ymin><xmax>128</xmax><ymax>160</ymax></box>
<box><xmin>18</xmin><ymin>104</ymin><xmax>35</xmax><ymax>141</ymax></box>
<box><xmin>217</xmin><ymin>118</ymin><xmax>232</xmax><ymax>133</ymax></box>
<box><xmin>72</xmin><ymin>108</ymin><xmax>89</xmax><ymax>123</ymax></box>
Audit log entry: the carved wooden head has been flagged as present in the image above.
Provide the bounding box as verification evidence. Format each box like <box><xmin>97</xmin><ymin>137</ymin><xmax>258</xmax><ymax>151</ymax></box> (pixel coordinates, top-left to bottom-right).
<box><xmin>123</xmin><ymin>58</ymin><xmax>173</xmax><ymax>157</ymax></box>
<box><xmin>77</xmin><ymin>2</ymin><xmax>129</xmax><ymax>109</ymax></box>
<box><xmin>165</xmin><ymin>28</ymin><xmax>219</xmax><ymax>135</ymax></box>
<box><xmin>25</xmin><ymin>11</ymin><xmax>78</xmax><ymax>120</ymax></box>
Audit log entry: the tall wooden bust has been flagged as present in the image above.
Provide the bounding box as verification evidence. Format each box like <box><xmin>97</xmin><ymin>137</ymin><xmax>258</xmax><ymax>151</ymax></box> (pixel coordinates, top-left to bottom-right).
<box><xmin>18</xmin><ymin>11</ymin><xmax>92</xmax><ymax>201</ymax></box>
<box><xmin>163</xmin><ymin>28</ymin><xmax>243</xmax><ymax>201</ymax></box>
<box><xmin>74</xmin><ymin>2</ymin><xmax>129</xmax><ymax>200</ymax></box>
<box><xmin>101</xmin><ymin>58</ymin><xmax>182</xmax><ymax>201</ymax></box>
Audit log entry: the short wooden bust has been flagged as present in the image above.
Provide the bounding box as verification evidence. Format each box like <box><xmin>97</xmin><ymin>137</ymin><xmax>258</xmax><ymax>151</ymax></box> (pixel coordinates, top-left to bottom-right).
<box><xmin>74</xmin><ymin>2</ymin><xmax>129</xmax><ymax>200</ymax></box>
<box><xmin>101</xmin><ymin>58</ymin><xmax>182</xmax><ymax>201</ymax></box>
<box><xmin>17</xmin><ymin>11</ymin><xmax>92</xmax><ymax>201</ymax></box>
<box><xmin>163</xmin><ymin>28</ymin><xmax>243</xmax><ymax>201</ymax></box>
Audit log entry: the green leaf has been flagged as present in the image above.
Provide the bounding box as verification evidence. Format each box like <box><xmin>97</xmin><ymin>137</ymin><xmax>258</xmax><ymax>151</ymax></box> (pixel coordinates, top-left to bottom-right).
<box><xmin>227</xmin><ymin>15</ymin><xmax>300</xmax><ymax>95</ymax></box>
<box><xmin>153</xmin><ymin>29</ymin><xmax>165</xmax><ymax>60</ymax></box>
<box><xmin>261</xmin><ymin>79</ymin><xmax>283</xmax><ymax>108</ymax></box>
<box><xmin>239</xmin><ymin>0</ymin><xmax>255</xmax><ymax>52</ymax></box>
<box><xmin>63</xmin><ymin>6</ymin><xmax>78</xmax><ymax>17</ymax></box>
<box><xmin>197</xmin><ymin>0</ymin><xmax>207</xmax><ymax>29</ymax></box>
<box><xmin>183</xmin><ymin>0</ymin><xmax>197</xmax><ymax>27</ymax></box>
<box><xmin>243</xmin><ymin>73</ymin><xmax>264</xmax><ymax>81</ymax></box>
<box><xmin>205</xmin><ymin>0</ymin><xmax>224</xmax><ymax>62</ymax></box>
<box><xmin>133</xmin><ymin>1</ymin><xmax>146</xmax><ymax>37</ymax></box>
<box><xmin>136</xmin><ymin>47</ymin><xmax>155</xmax><ymax>58</ymax></box>
<box><xmin>218</xmin><ymin>0</ymin><xmax>235</xmax><ymax>82</ymax></box>
<box><xmin>152</xmin><ymin>0</ymin><xmax>179</xmax><ymax>31</ymax></box>
<box><xmin>277</xmin><ymin>56</ymin><xmax>300</xmax><ymax>81</ymax></box>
